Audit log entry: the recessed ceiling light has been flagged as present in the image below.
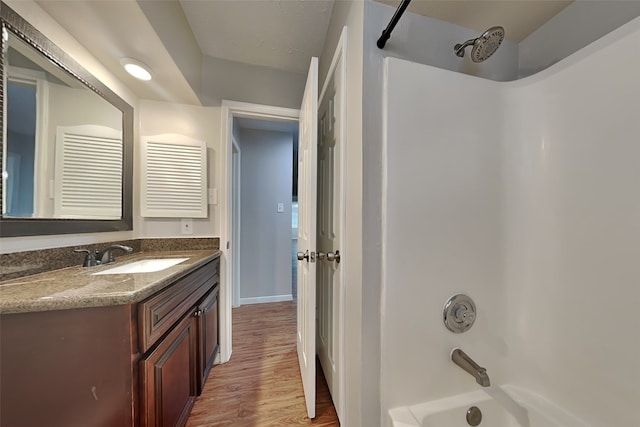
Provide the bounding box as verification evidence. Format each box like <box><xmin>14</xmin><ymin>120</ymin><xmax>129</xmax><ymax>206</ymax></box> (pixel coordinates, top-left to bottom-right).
<box><xmin>120</xmin><ymin>58</ymin><xmax>152</xmax><ymax>81</ymax></box>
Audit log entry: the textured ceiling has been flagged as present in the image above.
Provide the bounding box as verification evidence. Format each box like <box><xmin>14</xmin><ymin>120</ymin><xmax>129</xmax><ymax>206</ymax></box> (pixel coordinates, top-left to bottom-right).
<box><xmin>375</xmin><ymin>0</ymin><xmax>574</xmax><ymax>42</ymax></box>
<box><xmin>179</xmin><ymin>0</ymin><xmax>334</xmax><ymax>74</ymax></box>
<box><xmin>32</xmin><ymin>0</ymin><xmax>577</xmax><ymax>104</ymax></box>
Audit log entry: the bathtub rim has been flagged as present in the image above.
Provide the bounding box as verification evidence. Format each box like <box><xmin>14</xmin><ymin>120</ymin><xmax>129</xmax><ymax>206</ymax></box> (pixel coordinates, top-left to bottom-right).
<box><xmin>388</xmin><ymin>384</ymin><xmax>592</xmax><ymax>427</ymax></box>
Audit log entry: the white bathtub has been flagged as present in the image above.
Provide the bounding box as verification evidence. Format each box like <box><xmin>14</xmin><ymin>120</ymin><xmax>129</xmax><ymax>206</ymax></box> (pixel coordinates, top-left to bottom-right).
<box><xmin>388</xmin><ymin>385</ymin><xmax>591</xmax><ymax>427</ymax></box>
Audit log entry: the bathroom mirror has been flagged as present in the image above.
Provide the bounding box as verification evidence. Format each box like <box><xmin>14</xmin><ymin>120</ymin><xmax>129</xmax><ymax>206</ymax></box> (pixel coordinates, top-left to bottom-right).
<box><xmin>0</xmin><ymin>2</ymin><xmax>133</xmax><ymax>237</ymax></box>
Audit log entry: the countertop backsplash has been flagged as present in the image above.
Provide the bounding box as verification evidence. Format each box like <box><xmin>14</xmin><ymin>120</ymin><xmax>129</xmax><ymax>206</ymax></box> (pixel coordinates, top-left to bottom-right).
<box><xmin>0</xmin><ymin>238</ymin><xmax>220</xmax><ymax>281</ymax></box>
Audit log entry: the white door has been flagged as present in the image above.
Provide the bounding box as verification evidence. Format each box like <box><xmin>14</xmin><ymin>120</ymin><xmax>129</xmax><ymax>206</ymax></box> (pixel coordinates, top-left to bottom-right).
<box><xmin>316</xmin><ymin>43</ymin><xmax>344</xmax><ymax>421</ymax></box>
<box><xmin>297</xmin><ymin>56</ymin><xmax>318</xmax><ymax>419</ymax></box>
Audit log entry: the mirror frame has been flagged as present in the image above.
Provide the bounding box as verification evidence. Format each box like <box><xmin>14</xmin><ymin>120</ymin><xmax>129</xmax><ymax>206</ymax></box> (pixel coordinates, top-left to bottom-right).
<box><xmin>0</xmin><ymin>2</ymin><xmax>133</xmax><ymax>237</ymax></box>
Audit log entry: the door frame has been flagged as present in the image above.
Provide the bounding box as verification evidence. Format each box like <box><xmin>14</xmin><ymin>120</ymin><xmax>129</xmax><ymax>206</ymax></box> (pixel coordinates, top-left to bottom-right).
<box><xmin>6</xmin><ymin>67</ymin><xmax>48</xmax><ymax>217</ymax></box>
<box><xmin>219</xmin><ymin>101</ymin><xmax>300</xmax><ymax>363</ymax></box>
<box><xmin>231</xmin><ymin>137</ymin><xmax>241</xmax><ymax>308</ymax></box>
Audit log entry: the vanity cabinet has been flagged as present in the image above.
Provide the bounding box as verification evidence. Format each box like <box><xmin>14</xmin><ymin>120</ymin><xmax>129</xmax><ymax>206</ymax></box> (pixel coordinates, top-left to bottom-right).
<box><xmin>0</xmin><ymin>254</ymin><xmax>220</xmax><ymax>427</ymax></box>
<box><xmin>138</xmin><ymin>258</ymin><xmax>220</xmax><ymax>427</ymax></box>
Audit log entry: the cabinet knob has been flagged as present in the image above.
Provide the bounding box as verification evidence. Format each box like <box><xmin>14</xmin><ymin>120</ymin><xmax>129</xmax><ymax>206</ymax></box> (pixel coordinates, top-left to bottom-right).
<box><xmin>193</xmin><ymin>309</ymin><xmax>203</xmax><ymax>317</ymax></box>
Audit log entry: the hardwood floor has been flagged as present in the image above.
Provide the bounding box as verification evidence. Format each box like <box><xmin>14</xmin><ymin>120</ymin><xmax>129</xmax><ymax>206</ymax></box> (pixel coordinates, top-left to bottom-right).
<box><xmin>186</xmin><ymin>301</ymin><xmax>340</xmax><ymax>426</ymax></box>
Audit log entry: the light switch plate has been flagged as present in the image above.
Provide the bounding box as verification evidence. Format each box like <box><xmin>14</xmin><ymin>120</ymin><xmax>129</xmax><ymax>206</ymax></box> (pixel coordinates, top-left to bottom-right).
<box><xmin>208</xmin><ymin>188</ymin><xmax>217</xmax><ymax>205</ymax></box>
<box><xmin>277</xmin><ymin>203</ymin><xmax>284</xmax><ymax>213</ymax></box>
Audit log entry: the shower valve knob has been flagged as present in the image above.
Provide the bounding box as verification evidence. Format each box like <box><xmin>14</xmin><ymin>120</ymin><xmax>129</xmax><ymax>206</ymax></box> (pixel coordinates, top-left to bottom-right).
<box><xmin>443</xmin><ymin>294</ymin><xmax>477</xmax><ymax>333</ymax></box>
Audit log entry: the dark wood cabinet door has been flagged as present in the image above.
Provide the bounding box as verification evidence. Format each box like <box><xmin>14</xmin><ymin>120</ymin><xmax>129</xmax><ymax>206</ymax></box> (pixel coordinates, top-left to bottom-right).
<box><xmin>0</xmin><ymin>306</ymin><xmax>136</xmax><ymax>427</ymax></box>
<box><xmin>197</xmin><ymin>285</ymin><xmax>219</xmax><ymax>393</ymax></box>
<box><xmin>140</xmin><ymin>312</ymin><xmax>198</xmax><ymax>427</ymax></box>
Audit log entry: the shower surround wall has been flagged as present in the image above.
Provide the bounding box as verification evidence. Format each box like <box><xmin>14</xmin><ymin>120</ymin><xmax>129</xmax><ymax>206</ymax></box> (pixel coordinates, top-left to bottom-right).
<box><xmin>381</xmin><ymin>17</ymin><xmax>640</xmax><ymax>427</ymax></box>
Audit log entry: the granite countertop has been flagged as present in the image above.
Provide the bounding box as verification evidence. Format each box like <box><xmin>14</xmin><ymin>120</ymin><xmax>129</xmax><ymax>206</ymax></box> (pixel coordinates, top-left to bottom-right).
<box><xmin>0</xmin><ymin>250</ymin><xmax>221</xmax><ymax>314</ymax></box>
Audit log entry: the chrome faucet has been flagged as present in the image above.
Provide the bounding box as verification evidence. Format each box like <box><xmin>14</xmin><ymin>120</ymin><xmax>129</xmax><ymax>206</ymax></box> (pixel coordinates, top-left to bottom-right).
<box><xmin>451</xmin><ymin>348</ymin><xmax>491</xmax><ymax>387</ymax></box>
<box><xmin>95</xmin><ymin>245</ymin><xmax>133</xmax><ymax>264</ymax></box>
<box><xmin>74</xmin><ymin>248</ymin><xmax>98</xmax><ymax>267</ymax></box>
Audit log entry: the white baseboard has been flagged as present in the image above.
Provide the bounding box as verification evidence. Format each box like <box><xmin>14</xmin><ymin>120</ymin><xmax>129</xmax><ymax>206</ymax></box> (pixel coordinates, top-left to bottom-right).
<box><xmin>240</xmin><ymin>294</ymin><xmax>293</xmax><ymax>305</ymax></box>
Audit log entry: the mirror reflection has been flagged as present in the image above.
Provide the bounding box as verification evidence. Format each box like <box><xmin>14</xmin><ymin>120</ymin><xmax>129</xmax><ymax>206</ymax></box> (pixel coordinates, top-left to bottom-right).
<box><xmin>3</xmin><ymin>27</ymin><xmax>123</xmax><ymax>220</ymax></box>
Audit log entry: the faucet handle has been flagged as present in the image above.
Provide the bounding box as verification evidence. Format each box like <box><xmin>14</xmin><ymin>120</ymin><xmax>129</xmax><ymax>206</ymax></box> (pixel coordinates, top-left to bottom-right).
<box><xmin>95</xmin><ymin>245</ymin><xmax>133</xmax><ymax>264</ymax></box>
<box><xmin>74</xmin><ymin>249</ymin><xmax>97</xmax><ymax>267</ymax></box>
<box><xmin>443</xmin><ymin>294</ymin><xmax>477</xmax><ymax>333</ymax></box>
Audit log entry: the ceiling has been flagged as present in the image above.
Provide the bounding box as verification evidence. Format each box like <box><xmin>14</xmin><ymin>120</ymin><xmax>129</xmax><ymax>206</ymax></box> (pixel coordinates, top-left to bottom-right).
<box><xmin>179</xmin><ymin>0</ymin><xmax>574</xmax><ymax>73</ymax></box>
<box><xmin>34</xmin><ymin>0</ymin><xmax>577</xmax><ymax>104</ymax></box>
<box><xmin>179</xmin><ymin>0</ymin><xmax>334</xmax><ymax>74</ymax></box>
<box><xmin>376</xmin><ymin>0</ymin><xmax>574</xmax><ymax>42</ymax></box>
<box><xmin>36</xmin><ymin>0</ymin><xmax>201</xmax><ymax>104</ymax></box>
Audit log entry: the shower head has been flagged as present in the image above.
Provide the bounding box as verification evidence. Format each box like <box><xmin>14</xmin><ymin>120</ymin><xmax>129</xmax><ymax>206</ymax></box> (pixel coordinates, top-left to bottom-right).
<box><xmin>454</xmin><ymin>26</ymin><xmax>505</xmax><ymax>63</ymax></box>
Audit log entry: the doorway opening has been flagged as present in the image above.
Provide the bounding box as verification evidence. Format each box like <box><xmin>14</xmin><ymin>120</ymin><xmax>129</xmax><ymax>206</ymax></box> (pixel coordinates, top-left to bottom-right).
<box><xmin>5</xmin><ymin>80</ymin><xmax>37</xmax><ymax>217</ymax></box>
<box><xmin>219</xmin><ymin>100</ymin><xmax>299</xmax><ymax>366</ymax></box>
<box><xmin>220</xmin><ymin>80</ymin><xmax>345</xmax><ymax>420</ymax></box>
<box><xmin>291</xmin><ymin>198</ymin><xmax>298</xmax><ymax>299</ymax></box>
<box><xmin>232</xmin><ymin>117</ymin><xmax>299</xmax><ymax>307</ymax></box>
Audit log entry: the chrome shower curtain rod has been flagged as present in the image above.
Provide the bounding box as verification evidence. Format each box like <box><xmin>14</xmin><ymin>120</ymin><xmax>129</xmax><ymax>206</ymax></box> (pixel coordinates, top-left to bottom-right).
<box><xmin>376</xmin><ymin>0</ymin><xmax>412</xmax><ymax>49</ymax></box>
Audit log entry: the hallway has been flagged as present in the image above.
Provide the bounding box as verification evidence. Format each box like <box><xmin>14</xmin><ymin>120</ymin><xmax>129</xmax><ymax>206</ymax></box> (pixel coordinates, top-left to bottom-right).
<box><xmin>186</xmin><ymin>301</ymin><xmax>340</xmax><ymax>426</ymax></box>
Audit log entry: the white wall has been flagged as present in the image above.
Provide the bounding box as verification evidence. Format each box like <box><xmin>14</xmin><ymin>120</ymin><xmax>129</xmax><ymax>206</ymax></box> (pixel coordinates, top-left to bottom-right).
<box><xmin>200</xmin><ymin>56</ymin><xmax>306</xmax><ymax>109</ymax></box>
<box><xmin>363</xmin><ymin>2</ymin><xmax>520</xmax><ymax>424</ymax></box>
<box><xmin>502</xmin><ymin>18</ymin><xmax>640</xmax><ymax>427</ymax></box>
<box><xmin>382</xmin><ymin>58</ymin><xmax>506</xmax><ymax>412</ymax></box>
<box><xmin>381</xmin><ymin>17</ymin><xmax>640</xmax><ymax>427</ymax></box>
<box><xmin>237</xmin><ymin>128</ymin><xmax>293</xmax><ymax>303</ymax></box>
<box><xmin>1</xmin><ymin>0</ymin><xmax>139</xmax><ymax>254</ymax></box>
<box><xmin>366</xmin><ymin>1</ymin><xmax>519</xmax><ymax>82</ymax></box>
<box><xmin>519</xmin><ymin>0</ymin><xmax>640</xmax><ymax>77</ymax></box>
<box><xmin>138</xmin><ymin>100</ymin><xmax>221</xmax><ymax>238</ymax></box>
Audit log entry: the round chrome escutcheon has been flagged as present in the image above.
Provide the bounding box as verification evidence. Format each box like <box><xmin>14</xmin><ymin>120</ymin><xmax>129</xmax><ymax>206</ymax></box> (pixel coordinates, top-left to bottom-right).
<box><xmin>443</xmin><ymin>294</ymin><xmax>477</xmax><ymax>333</ymax></box>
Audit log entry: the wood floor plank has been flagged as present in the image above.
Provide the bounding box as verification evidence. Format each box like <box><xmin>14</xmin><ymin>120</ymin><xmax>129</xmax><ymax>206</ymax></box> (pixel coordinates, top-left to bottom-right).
<box><xmin>186</xmin><ymin>301</ymin><xmax>340</xmax><ymax>426</ymax></box>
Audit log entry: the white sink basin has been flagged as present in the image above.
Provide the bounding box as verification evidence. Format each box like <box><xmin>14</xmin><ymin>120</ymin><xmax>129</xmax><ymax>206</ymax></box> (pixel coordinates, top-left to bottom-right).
<box><xmin>92</xmin><ymin>258</ymin><xmax>189</xmax><ymax>275</ymax></box>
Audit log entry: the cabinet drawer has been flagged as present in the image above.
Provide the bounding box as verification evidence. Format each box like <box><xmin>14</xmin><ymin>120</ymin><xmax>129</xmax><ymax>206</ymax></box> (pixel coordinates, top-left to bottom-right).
<box><xmin>139</xmin><ymin>258</ymin><xmax>219</xmax><ymax>353</ymax></box>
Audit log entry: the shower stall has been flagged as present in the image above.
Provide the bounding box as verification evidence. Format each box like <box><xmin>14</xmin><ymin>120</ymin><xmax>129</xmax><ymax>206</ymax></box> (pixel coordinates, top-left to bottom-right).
<box><xmin>381</xmin><ymin>16</ymin><xmax>640</xmax><ymax>427</ymax></box>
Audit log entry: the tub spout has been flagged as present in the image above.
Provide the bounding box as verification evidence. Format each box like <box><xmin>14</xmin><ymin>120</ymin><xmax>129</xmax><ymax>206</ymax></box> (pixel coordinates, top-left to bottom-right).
<box><xmin>451</xmin><ymin>348</ymin><xmax>491</xmax><ymax>387</ymax></box>
<box><xmin>476</xmin><ymin>369</ymin><xmax>491</xmax><ymax>387</ymax></box>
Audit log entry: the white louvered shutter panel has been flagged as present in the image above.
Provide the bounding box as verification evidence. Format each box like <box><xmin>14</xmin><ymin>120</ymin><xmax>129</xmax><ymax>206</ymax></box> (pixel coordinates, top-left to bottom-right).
<box><xmin>54</xmin><ymin>125</ymin><xmax>122</xmax><ymax>219</ymax></box>
<box><xmin>141</xmin><ymin>134</ymin><xmax>207</xmax><ymax>218</ymax></box>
